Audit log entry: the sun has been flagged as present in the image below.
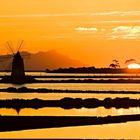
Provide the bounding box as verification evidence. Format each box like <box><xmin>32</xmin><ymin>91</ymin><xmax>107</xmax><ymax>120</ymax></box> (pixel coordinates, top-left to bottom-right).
<box><xmin>128</xmin><ymin>63</ymin><xmax>140</xmax><ymax>69</ymax></box>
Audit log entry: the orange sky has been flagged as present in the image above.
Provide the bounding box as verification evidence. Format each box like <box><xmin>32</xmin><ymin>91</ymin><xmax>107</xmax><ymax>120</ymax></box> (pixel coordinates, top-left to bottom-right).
<box><xmin>0</xmin><ymin>0</ymin><xmax>140</xmax><ymax>67</ymax></box>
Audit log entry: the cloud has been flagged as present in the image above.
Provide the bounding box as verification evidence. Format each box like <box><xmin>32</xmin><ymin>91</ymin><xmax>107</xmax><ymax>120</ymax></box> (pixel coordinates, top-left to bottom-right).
<box><xmin>0</xmin><ymin>10</ymin><xmax>140</xmax><ymax>19</ymax></box>
<box><xmin>110</xmin><ymin>26</ymin><xmax>140</xmax><ymax>40</ymax></box>
<box><xmin>96</xmin><ymin>20</ymin><xmax>140</xmax><ymax>24</ymax></box>
<box><xmin>74</xmin><ymin>26</ymin><xmax>140</xmax><ymax>40</ymax></box>
<box><xmin>75</xmin><ymin>27</ymin><xmax>98</xmax><ymax>32</ymax></box>
<box><xmin>92</xmin><ymin>11</ymin><xmax>140</xmax><ymax>16</ymax></box>
<box><xmin>0</xmin><ymin>13</ymin><xmax>87</xmax><ymax>18</ymax></box>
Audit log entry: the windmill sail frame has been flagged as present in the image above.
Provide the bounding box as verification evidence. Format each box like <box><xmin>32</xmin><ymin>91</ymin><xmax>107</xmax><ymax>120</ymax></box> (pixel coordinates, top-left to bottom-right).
<box><xmin>4</xmin><ymin>40</ymin><xmax>26</xmax><ymax>83</ymax></box>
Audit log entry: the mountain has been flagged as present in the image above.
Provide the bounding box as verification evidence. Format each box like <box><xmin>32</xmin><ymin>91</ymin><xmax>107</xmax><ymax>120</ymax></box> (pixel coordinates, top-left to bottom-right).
<box><xmin>0</xmin><ymin>50</ymin><xmax>86</xmax><ymax>71</ymax></box>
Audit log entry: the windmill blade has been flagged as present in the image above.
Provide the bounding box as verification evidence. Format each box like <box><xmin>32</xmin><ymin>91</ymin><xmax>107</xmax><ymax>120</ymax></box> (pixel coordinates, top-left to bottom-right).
<box><xmin>16</xmin><ymin>40</ymin><xmax>21</xmax><ymax>52</ymax></box>
<box><xmin>17</xmin><ymin>40</ymin><xmax>24</xmax><ymax>52</ymax></box>
<box><xmin>6</xmin><ymin>41</ymin><xmax>14</xmax><ymax>56</ymax></box>
<box><xmin>9</xmin><ymin>41</ymin><xmax>15</xmax><ymax>54</ymax></box>
<box><xmin>5</xmin><ymin>43</ymin><xmax>13</xmax><ymax>55</ymax></box>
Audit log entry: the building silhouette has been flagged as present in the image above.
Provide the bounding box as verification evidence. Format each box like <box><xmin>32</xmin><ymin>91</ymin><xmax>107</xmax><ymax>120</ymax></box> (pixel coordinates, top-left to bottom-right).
<box><xmin>11</xmin><ymin>51</ymin><xmax>25</xmax><ymax>83</ymax></box>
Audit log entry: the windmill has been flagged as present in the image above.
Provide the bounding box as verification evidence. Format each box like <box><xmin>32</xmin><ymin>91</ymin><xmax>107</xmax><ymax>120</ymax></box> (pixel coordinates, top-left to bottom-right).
<box><xmin>1</xmin><ymin>40</ymin><xmax>33</xmax><ymax>84</ymax></box>
<box><xmin>8</xmin><ymin>40</ymin><xmax>25</xmax><ymax>83</ymax></box>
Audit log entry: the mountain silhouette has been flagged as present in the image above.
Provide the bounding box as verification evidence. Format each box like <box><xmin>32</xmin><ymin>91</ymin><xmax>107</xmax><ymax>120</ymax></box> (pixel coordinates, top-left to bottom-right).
<box><xmin>0</xmin><ymin>50</ymin><xmax>86</xmax><ymax>71</ymax></box>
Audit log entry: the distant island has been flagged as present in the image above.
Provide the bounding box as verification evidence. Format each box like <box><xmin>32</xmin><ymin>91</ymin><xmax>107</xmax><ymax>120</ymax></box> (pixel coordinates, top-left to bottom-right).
<box><xmin>0</xmin><ymin>50</ymin><xmax>85</xmax><ymax>71</ymax></box>
<box><xmin>46</xmin><ymin>66</ymin><xmax>140</xmax><ymax>74</ymax></box>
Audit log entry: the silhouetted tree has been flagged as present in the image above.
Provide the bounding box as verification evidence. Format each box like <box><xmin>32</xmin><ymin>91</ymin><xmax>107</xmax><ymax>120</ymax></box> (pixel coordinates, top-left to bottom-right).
<box><xmin>125</xmin><ymin>59</ymin><xmax>136</xmax><ymax>65</ymax></box>
<box><xmin>109</xmin><ymin>63</ymin><xmax>116</xmax><ymax>69</ymax></box>
<box><xmin>109</xmin><ymin>60</ymin><xmax>120</xmax><ymax>69</ymax></box>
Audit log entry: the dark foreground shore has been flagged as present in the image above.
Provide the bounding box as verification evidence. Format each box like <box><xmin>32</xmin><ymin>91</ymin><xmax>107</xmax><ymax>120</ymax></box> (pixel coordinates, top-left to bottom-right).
<box><xmin>0</xmin><ymin>114</ymin><xmax>140</xmax><ymax>132</ymax></box>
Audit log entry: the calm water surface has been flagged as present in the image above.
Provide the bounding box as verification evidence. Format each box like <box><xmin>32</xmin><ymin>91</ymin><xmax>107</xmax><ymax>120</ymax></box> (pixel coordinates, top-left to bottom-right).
<box><xmin>0</xmin><ymin>72</ymin><xmax>140</xmax><ymax>138</ymax></box>
<box><xmin>1</xmin><ymin>107</ymin><xmax>140</xmax><ymax>116</ymax></box>
<box><xmin>0</xmin><ymin>92</ymin><xmax>140</xmax><ymax>100</ymax></box>
<box><xmin>1</xmin><ymin>83</ymin><xmax>140</xmax><ymax>91</ymax></box>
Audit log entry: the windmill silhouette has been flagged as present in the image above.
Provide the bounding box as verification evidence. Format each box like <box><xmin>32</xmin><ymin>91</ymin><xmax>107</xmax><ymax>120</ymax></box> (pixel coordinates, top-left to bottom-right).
<box><xmin>1</xmin><ymin>40</ymin><xmax>34</xmax><ymax>84</ymax></box>
<box><xmin>7</xmin><ymin>41</ymin><xmax>25</xmax><ymax>82</ymax></box>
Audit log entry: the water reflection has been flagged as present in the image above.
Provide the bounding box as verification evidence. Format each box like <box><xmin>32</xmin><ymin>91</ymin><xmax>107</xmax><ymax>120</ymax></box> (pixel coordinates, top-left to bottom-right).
<box><xmin>1</xmin><ymin>107</ymin><xmax>140</xmax><ymax>117</ymax></box>
<box><xmin>0</xmin><ymin>92</ymin><xmax>140</xmax><ymax>100</ymax></box>
<box><xmin>0</xmin><ymin>72</ymin><xmax>140</xmax><ymax>138</ymax></box>
<box><xmin>1</xmin><ymin>82</ymin><xmax>140</xmax><ymax>92</ymax></box>
<box><xmin>24</xmin><ymin>83</ymin><xmax>140</xmax><ymax>91</ymax></box>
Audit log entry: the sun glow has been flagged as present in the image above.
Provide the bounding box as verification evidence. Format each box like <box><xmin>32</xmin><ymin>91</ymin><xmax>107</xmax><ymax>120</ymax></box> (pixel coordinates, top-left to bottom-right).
<box><xmin>128</xmin><ymin>63</ymin><xmax>140</xmax><ymax>69</ymax></box>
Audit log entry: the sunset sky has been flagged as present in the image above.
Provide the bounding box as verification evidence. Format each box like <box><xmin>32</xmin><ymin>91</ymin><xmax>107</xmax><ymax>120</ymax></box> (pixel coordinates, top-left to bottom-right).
<box><xmin>0</xmin><ymin>0</ymin><xmax>140</xmax><ymax>67</ymax></box>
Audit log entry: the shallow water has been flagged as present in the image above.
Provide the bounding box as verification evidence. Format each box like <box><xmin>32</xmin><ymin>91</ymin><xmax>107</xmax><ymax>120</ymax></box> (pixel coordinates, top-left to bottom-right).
<box><xmin>1</xmin><ymin>107</ymin><xmax>140</xmax><ymax>117</ymax></box>
<box><xmin>0</xmin><ymin>92</ymin><xmax>140</xmax><ymax>100</ymax></box>
<box><xmin>24</xmin><ymin>83</ymin><xmax>140</xmax><ymax>91</ymax></box>
<box><xmin>2</xmin><ymin>83</ymin><xmax>140</xmax><ymax>92</ymax></box>
<box><xmin>0</xmin><ymin>72</ymin><xmax>140</xmax><ymax>138</ymax></box>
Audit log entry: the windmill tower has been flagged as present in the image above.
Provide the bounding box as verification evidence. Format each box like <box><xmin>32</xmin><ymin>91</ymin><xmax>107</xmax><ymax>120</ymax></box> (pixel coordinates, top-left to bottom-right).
<box><xmin>6</xmin><ymin>40</ymin><xmax>25</xmax><ymax>83</ymax></box>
